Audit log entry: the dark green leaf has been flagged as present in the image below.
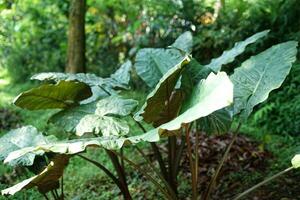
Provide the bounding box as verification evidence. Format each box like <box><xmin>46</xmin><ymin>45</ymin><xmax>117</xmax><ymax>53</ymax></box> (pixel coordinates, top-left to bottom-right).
<box><xmin>134</xmin><ymin>55</ymin><xmax>191</xmax><ymax>123</ymax></box>
<box><xmin>14</xmin><ymin>81</ymin><xmax>92</xmax><ymax>110</ymax></box>
<box><xmin>197</xmin><ymin>108</ymin><xmax>233</xmax><ymax>134</ymax></box>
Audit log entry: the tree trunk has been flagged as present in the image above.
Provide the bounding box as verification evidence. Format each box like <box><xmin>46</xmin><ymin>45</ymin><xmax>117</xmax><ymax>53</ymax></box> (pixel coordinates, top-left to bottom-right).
<box><xmin>66</xmin><ymin>0</ymin><xmax>86</xmax><ymax>73</ymax></box>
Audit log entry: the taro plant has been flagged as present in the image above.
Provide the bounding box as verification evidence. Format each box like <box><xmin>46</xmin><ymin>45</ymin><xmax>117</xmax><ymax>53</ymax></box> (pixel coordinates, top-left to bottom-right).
<box><xmin>0</xmin><ymin>30</ymin><xmax>298</xmax><ymax>200</ymax></box>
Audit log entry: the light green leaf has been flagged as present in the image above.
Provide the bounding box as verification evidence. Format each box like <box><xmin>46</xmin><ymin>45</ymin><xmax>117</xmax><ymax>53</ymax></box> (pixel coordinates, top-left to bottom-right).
<box><xmin>135</xmin><ymin>48</ymin><xmax>184</xmax><ymax>87</ymax></box>
<box><xmin>0</xmin><ymin>126</ymin><xmax>50</xmax><ymax>166</ymax></box>
<box><xmin>134</xmin><ymin>55</ymin><xmax>191</xmax><ymax>123</ymax></box>
<box><xmin>76</xmin><ymin>115</ymin><xmax>129</xmax><ymax>137</ymax></box>
<box><xmin>4</xmin><ymin>131</ymin><xmax>160</xmax><ymax>164</ymax></box>
<box><xmin>4</xmin><ymin>72</ymin><xmax>233</xmax><ymax>165</ymax></box>
<box><xmin>2</xmin><ymin>155</ymin><xmax>69</xmax><ymax>195</ymax></box>
<box><xmin>170</xmin><ymin>31</ymin><xmax>193</xmax><ymax>53</ymax></box>
<box><xmin>206</xmin><ymin>30</ymin><xmax>269</xmax><ymax>72</ymax></box>
<box><xmin>151</xmin><ymin>72</ymin><xmax>233</xmax><ymax>136</ymax></box>
<box><xmin>14</xmin><ymin>81</ymin><xmax>92</xmax><ymax>110</ymax></box>
<box><xmin>292</xmin><ymin>154</ymin><xmax>300</xmax><ymax>169</ymax></box>
<box><xmin>95</xmin><ymin>96</ymin><xmax>138</xmax><ymax>116</ymax></box>
<box><xmin>50</xmin><ymin>96</ymin><xmax>138</xmax><ymax>136</ymax></box>
<box><xmin>181</xmin><ymin>60</ymin><xmax>233</xmax><ymax>134</ymax></box>
<box><xmin>135</xmin><ymin>32</ymin><xmax>192</xmax><ymax>88</ymax></box>
<box><xmin>230</xmin><ymin>41</ymin><xmax>298</xmax><ymax>120</ymax></box>
<box><xmin>31</xmin><ymin>72</ymin><xmax>105</xmax><ymax>86</ymax></box>
<box><xmin>110</xmin><ymin>60</ymin><xmax>132</xmax><ymax>88</ymax></box>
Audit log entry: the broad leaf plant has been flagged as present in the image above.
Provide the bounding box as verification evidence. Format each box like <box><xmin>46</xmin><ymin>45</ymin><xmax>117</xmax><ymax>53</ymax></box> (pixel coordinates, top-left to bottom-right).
<box><xmin>0</xmin><ymin>30</ymin><xmax>298</xmax><ymax>200</ymax></box>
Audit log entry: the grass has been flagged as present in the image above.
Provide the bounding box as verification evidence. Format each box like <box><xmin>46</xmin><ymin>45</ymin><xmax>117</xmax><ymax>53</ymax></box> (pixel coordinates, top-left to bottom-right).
<box><xmin>1</xmin><ymin>68</ymin><xmax>300</xmax><ymax>199</ymax></box>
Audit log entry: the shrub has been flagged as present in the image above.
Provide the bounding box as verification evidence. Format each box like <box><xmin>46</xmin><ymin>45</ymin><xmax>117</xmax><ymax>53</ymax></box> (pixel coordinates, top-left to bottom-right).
<box><xmin>0</xmin><ymin>31</ymin><xmax>299</xmax><ymax>200</ymax></box>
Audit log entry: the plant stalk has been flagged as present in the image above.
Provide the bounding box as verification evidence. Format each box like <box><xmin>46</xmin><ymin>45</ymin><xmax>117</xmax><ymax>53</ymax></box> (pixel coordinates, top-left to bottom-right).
<box><xmin>168</xmin><ymin>136</ymin><xmax>178</xmax><ymax>193</ymax></box>
<box><xmin>233</xmin><ymin>167</ymin><xmax>293</xmax><ymax>200</ymax></box>
<box><xmin>78</xmin><ymin>154</ymin><xmax>132</xmax><ymax>200</ymax></box>
<box><xmin>61</xmin><ymin>175</ymin><xmax>64</xmax><ymax>200</ymax></box>
<box><xmin>112</xmin><ymin>150</ymin><xmax>174</xmax><ymax>199</ymax></box>
<box><xmin>106</xmin><ymin>150</ymin><xmax>132</xmax><ymax>200</ymax></box>
<box><xmin>173</xmin><ymin>134</ymin><xmax>185</xmax><ymax>178</ymax></box>
<box><xmin>195</xmin><ymin>130</ymin><xmax>199</xmax><ymax>186</ymax></box>
<box><xmin>202</xmin><ymin>123</ymin><xmax>242</xmax><ymax>200</ymax></box>
<box><xmin>131</xmin><ymin>115</ymin><xmax>168</xmax><ymax>181</ymax></box>
<box><xmin>43</xmin><ymin>193</ymin><xmax>50</xmax><ymax>200</ymax></box>
<box><xmin>135</xmin><ymin>146</ymin><xmax>177</xmax><ymax>199</ymax></box>
<box><xmin>185</xmin><ymin>124</ymin><xmax>197</xmax><ymax>200</ymax></box>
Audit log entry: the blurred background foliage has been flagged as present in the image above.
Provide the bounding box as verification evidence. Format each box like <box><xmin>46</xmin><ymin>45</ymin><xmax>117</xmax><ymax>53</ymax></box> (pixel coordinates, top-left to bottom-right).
<box><xmin>0</xmin><ymin>0</ymin><xmax>299</xmax><ymax>135</ymax></box>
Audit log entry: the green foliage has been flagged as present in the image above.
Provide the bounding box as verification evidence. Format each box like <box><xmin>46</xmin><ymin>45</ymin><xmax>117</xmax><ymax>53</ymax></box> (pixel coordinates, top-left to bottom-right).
<box><xmin>0</xmin><ymin>126</ymin><xmax>47</xmax><ymax>166</ymax></box>
<box><xmin>13</xmin><ymin>81</ymin><xmax>92</xmax><ymax>110</ymax></box>
<box><xmin>205</xmin><ymin>30</ymin><xmax>269</xmax><ymax>72</ymax></box>
<box><xmin>0</xmin><ymin>0</ymin><xmax>68</xmax><ymax>82</ymax></box>
<box><xmin>134</xmin><ymin>32</ymin><xmax>192</xmax><ymax>88</ymax></box>
<box><xmin>50</xmin><ymin>96</ymin><xmax>138</xmax><ymax>136</ymax></box>
<box><xmin>252</xmin><ymin>63</ymin><xmax>300</xmax><ymax>135</ymax></box>
<box><xmin>231</xmin><ymin>41</ymin><xmax>298</xmax><ymax>120</ymax></box>
<box><xmin>0</xmin><ymin>30</ymin><xmax>298</xmax><ymax>199</ymax></box>
<box><xmin>2</xmin><ymin>155</ymin><xmax>69</xmax><ymax>195</ymax></box>
<box><xmin>134</xmin><ymin>55</ymin><xmax>191</xmax><ymax>124</ymax></box>
<box><xmin>148</xmin><ymin>72</ymin><xmax>233</xmax><ymax>136</ymax></box>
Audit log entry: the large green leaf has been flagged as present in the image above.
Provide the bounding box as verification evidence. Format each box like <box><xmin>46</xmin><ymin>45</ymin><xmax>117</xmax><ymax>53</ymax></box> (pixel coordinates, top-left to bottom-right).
<box><xmin>32</xmin><ymin>60</ymin><xmax>132</xmax><ymax>91</ymax></box>
<box><xmin>206</xmin><ymin>30</ymin><xmax>269</xmax><ymax>72</ymax></box>
<box><xmin>4</xmin><ymin>131</ymin><xmax>160</xmax><ymax>164</ymax></box>
<box><xmin>109</xmin><ymin>60</ymin><xmax>132</xmax><ymax>88</ymax></box>
<box><xmin>4</xmin><ymin>72</ymin><xmax>233</xmax><ymax>165</ymax></box>
<box><xmin>2</xmin><ymin>155</ymin><xmax>69</xmax><ymax>195</ymax></box>
<box><xmin>49</xmin><ymin>96</ymin><xmax>138</xmax><ymax>136</ymax></box>
<box><xmin>181</xmin><ymin>59</ymin><xmax>211</xmax><ymax>95</ymax></box>
<box><xmin>170</xmin><ymin>31</ymin><xmax>193</xmax><ymax>53</ymax></box>
<box><xmin>151</xmin><ymin>72</ymin><xmax>233</xmax><ymax>136</ymax></box>
<box><xmin>135</xmin><ymin>48</ymin><xmax>184</xmax><ymax>88</ymax></box>
<box><xmin>230</xmin><ymin>41</ymin><xmax>298</xmax><ymax>121</ymax></box>
<box><xmin>134</xmin><ymin>55</ymin><xmax>191</xmax><ymax>123</ymax></box>
<box><xmin>0</xmin><ymin>126</ymin><xmax>51</xmax><ymax>166</ymax></box>
<box><xmin>31</xmin><ymin>61</ymin><xmax>132</xmax><ymax>105</ymax></box>
<box><xmin>135</xmin><ymin>32</ymin><xmax>193</xmax><ymax>88</ymax></box>
<box><xmin>181</xmin><ymin>60</ymin><xmax>233</xmax><ymax>134</ymax></box>
<box><xmin>32</xmin><ymin>72</ymin><xmax>105</xmax><ymax>86</ymax></box>
<box><xmin>14</xmin><ymin>81</ymin><xmax>92</xmax><ymax>110</ymax></box>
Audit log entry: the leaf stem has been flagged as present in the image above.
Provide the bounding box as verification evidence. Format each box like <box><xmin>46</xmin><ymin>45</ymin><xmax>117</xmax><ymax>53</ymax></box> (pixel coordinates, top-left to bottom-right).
<box><xmin>42</xmin><ymin>193</ymin><xmax>50</xmax><ymax>200</ymax></box>
<box><xmin>185</xmin><ymin>124</ymin><xmax>197</xmax><ymax>200</ymax></box>
<box><xmin>131</xmin><ymin>114</ymin><xmax>168</xmax><ymax>181</ymax></box>
<box><xmin>233</xmin><ymin>167</ymin><xmax>293</xmax><ymax>200</ymax></box>
<box><xmin>135</xmin><ymin>146</ymin><xmax>177</xmax><ymax>199</ymax></box>
<box><xmin>203</xmin><ymin>123</ymin><xmax>241</xmax><ymax>200</ymax></box>
<box><xmin>112</xmin><ymin>150</ymin><xmax>173</xmax><ymax>199</ymax></box>
<box><xmin>173</xmin><ymin>134</ymin><xmax>185</xmax><ymax>177</ymax></box>
<box><xmin>77</xmin><ymin>154</ymin><xmax>129</xmax><ymax>199</ymax></box>
<box><xmin>61</xmin><ymin>175</ymin><xmax>64</xmax><ymax>200</ymax></box>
